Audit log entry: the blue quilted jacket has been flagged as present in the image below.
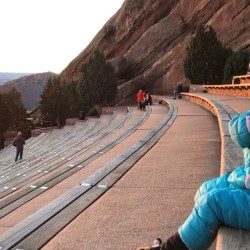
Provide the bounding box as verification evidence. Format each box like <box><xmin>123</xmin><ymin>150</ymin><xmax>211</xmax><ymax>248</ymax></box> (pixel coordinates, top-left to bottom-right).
<box><xmin>178</xmin><ymin>110</ymin><xmax>250</xmax><ymax>250</ymax></box>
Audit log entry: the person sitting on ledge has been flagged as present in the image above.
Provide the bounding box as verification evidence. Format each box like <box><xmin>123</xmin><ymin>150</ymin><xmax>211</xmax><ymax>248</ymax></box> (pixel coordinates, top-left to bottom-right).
<box><xmin>136</xmin><ymin>110</ymin><xmax>250</xmax><ymax>250</ymax></box>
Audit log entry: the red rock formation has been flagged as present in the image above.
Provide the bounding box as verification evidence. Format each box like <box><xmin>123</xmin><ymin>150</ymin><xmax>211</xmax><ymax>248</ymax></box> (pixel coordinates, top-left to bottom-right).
<box><xmin>60</xmin><ymin>0</ymin><xmax>250</xmax><ymax>105</ymax></box>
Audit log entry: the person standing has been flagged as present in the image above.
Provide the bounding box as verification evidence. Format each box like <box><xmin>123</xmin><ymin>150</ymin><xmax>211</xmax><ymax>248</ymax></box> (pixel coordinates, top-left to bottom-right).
<box><xmin>13</xmin><ymin>131</ymin><xmax>25</xmax><ymax>162</ymax></box>
<box><xmin>137</xmin><ymin>89</ymin><xmax>145</xmax><ymax>111</ymax></box>
<box><xmin>0</xmin><ymin>134</ymin><xmax>6</xmax><ymax>150</ymax></box>
<box><xmin>173</xmin><ymin>83</ymin><xmax>183</xmax><ymax>99</ymax></box>
<box><xmin>145</xmin><ymin>92</ymin><xmax>152</xmax><ymax>106</ymax></box>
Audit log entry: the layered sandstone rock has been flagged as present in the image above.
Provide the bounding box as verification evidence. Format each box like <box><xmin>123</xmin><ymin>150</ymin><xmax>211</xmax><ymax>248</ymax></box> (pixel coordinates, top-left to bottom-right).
<box><xmin>60</xmin><ymin>0</ymin><xmax>250</xmax><ymax>105</ymax></box>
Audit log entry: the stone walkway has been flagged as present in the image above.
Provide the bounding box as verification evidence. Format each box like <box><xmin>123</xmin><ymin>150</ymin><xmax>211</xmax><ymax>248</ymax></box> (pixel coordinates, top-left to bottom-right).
<box><xmin>42</xmin><ymin>98</ymin><xmax>223</xmax><ymax>250</ymax></box>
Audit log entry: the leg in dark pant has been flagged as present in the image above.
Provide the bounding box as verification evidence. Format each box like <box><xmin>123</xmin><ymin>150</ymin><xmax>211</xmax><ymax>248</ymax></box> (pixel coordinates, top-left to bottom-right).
<box><xmin>15</xmin><ymin>150</ymin><xmax>23</xmax><ymax>162</ymax></box>
<box><xmin>15</xmin><ymin>151</ymin><xmax>19</xmax><ymax>162</ymax></box>
<box><xmin>161</xmin><ymin>232</ymin><xmax>188</xmax><ymax>250</ymax></box>
<box><xmin>19</xmin><ymin>150</ymin><xmax>23</xmax><ymax>160</ymax></box>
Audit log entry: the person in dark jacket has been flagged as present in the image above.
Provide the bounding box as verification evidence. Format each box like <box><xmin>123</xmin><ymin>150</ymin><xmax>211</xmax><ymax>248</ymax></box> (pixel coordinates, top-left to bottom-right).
<box><xmin>0</xmin><ymin>134</ymin><xmax>6</xmax><ymax>150</ymax></box>
<box><xmin>13</xmin><ymin>131</ymin><xmax>25</xmax><ymax>162</ymax></box>
<box><xmin>173</xmin><ymin>83</ymin><xmax>183</xmax><ymax>99</ymax></box>
<box><xmin>136</xmin><ymin>110</ymin><xmax>250</xmax><ymax>250</ymax></box>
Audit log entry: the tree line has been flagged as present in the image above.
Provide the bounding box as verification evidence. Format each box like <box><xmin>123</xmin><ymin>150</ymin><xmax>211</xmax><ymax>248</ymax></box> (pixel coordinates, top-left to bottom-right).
<box><xmin>40</xmin><ymin>49</ymin><xmax>118</xmax><ymax>128</ymax></box>
<box><xmin>184</xmin><ymin>25</ymin><xmax>249</xmax><ymax>85</ymax></box>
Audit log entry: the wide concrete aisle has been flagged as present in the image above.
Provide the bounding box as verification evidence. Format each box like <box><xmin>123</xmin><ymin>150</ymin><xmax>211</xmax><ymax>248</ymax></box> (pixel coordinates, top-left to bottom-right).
<box><xmin>43</xmin><ymin>100</ymin><xmax>221</xmax><ymax>250</ymax></box>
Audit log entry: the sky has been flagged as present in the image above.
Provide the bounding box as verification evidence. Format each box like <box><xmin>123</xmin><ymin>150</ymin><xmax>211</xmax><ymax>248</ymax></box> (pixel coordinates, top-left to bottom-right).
<box><xmin>0</xmin><ymin>0</ymin><xmax>124</xmax><ymax>74</ymax></box>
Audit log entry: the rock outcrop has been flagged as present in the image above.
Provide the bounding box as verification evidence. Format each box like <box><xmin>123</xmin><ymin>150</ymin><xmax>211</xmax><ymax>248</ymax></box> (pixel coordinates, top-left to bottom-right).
<box><xmin>60</xmin><ymin>0</ymin><xmax>250</xmax><ymax>105</ymax></box>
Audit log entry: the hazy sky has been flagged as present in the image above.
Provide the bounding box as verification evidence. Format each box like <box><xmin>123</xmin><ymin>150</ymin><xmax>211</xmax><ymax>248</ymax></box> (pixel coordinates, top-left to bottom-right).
<box><xmin>0</xmin><ymin>0</ymin><xmax>124</xmax><ymax>74</ymax></box>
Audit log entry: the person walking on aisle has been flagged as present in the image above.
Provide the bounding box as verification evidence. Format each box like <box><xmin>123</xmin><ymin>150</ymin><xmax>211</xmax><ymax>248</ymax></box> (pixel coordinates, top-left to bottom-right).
<box><xmin>13</xmin><ymin>131</ymin><xmax>25</xmax><ymax>162</ymax></box>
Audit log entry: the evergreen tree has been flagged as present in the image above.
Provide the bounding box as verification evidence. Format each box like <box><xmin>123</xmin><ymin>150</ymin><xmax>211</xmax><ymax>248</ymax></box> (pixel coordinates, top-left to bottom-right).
<box><xmin>2</xmin><ymin>87</ymin><xmax>27</xmax><ymax>128</ymax></box>
<box><xmin>223</xmin><ymin>49</ymin><xmax>250</xmax><ymax>83</ymax></box>
<box><xmin>40</xmin><ymin>76</ymin><xmax>69</xmax><ymax>128</ymax></box>
<box><xmin>77</xmin><ymin>49</ymin><xmax>118</xmax><ymax>115</ymax></box>
<box><xmin>184</xmin><ymin>25</ymin><xmax>230</xmax><ymax>84</ymax></box>
<box><xmin>0</xmin><ymin>93</ymin><xmax>11</xmax><ymax>134</ymax></box>
<box><xmin>65</xmin><ymin>80</ymin><xmax>80</xmax><ymax>117</ymax></box>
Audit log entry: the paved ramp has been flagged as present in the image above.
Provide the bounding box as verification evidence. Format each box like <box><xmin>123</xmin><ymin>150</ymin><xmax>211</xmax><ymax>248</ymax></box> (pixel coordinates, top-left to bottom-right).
<box><xmin>42</xmin><ymin>99</ymin><xmax>221</xmax><ymax>250</ymax></box>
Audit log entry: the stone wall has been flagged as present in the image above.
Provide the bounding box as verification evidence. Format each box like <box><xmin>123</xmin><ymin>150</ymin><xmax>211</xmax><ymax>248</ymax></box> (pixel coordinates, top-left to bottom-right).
<box><xmin>205</xmin><ymin>85</ymin><xmax>250</xmax><ymax>98</ymax></box>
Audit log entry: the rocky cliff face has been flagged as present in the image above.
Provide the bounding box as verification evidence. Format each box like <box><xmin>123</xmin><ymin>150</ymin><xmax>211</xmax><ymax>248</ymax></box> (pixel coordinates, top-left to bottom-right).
<box><xmin>60</xmin><ymin>0</ymin><xmax>250</xmax><ymax>105</ymax></box>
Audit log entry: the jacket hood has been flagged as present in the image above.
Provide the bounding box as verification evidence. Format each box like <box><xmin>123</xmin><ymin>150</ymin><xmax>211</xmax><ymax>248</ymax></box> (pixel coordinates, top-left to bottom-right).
<box><xmin>229</xmin><ymin>110</ymin><xmax>250</xmax><ymax>149</ymax></box>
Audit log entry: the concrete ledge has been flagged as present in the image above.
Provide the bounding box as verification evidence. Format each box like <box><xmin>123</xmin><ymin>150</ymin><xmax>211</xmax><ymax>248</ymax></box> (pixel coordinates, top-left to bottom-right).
<box><xmin>181</xmin><ymin>93</ymin><xmax>249</xmax><ymax>250</ymax></box>
<box><xmin>203</xmin><ymin>83</ymin><xmax>250</xmax><ymax>98</ymax></box>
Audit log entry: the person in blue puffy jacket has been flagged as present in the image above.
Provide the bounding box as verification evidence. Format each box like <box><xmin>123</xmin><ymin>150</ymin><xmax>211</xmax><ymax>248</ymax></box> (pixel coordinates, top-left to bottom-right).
<box><xmin>136</xmin><ymin>110</ymin><xmax>250</xmax><ymax>250</ymax></box>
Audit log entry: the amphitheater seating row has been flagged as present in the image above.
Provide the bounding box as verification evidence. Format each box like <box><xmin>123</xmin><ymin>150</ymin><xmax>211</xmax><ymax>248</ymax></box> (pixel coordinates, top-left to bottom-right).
<box><xmin>0</xmin><ymin>102</ymin><xmax>176</xmax><ymax>249</ymax></box>
<box><xmin>0</xmin><ymin>107</ymin><xmax>153</xmax><ymax>218</ymax></box>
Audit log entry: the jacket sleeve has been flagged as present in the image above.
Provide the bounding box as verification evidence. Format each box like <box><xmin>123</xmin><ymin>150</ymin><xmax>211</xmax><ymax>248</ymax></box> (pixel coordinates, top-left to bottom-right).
<box><xmin>179</xmin><ymin>187</ymin><xmax>250</xmax><ymax>250</ymax></box>
<box><xmin>194</xmin><ymin>173</ymin><xmax>230</xmax><ymax>203</ymax></box>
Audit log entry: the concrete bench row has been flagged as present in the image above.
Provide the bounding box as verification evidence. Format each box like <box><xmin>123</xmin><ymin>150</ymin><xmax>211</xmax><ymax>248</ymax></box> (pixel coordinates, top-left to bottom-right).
<box><xmin>0</xmin><ymin>103</ymin><xmax>176</xmax><ymax>250</ymax></box>
<box><xmin>0</xmin><ymin>107</ymin><xmax>152</xmax><ymax>218</ymax></box>
<box><xmin>181</xmin><ymin>93</ymin><xmax>250</xmax><ymax>250</ymax></box>
<box><xmin>0</xmin><ymin>118</ymin><xmax>101</xmax><ymax>166</ymax></box>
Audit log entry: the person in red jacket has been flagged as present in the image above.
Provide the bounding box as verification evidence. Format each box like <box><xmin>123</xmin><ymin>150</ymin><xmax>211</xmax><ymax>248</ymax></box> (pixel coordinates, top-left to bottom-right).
<box><xmin>137</xmin><ymin>90</ymin><xmax>145</xmax><ymax>111</ymax></box>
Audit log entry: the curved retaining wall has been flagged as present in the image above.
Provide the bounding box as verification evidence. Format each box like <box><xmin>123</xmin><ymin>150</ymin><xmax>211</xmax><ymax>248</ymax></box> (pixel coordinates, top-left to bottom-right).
<box><xmin>181</xmin><ymin>93</ymin><xmax>249</xmax><ymax>250</ymax></box>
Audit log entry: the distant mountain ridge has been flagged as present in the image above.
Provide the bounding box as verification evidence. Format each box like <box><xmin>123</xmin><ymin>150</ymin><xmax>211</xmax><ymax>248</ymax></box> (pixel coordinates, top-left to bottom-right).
<box><xmin>0</xmin><ymin>72</ymin><xmax>57</xmax><ymax>111</ymax></box>
<box><xmin>0</xmin><ymin>72</ymin><xmax>32</xmax><ymax>85</ymax></box>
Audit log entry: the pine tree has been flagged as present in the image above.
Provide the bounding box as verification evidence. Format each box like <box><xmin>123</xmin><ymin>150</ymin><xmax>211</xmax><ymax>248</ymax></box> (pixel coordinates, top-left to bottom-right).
<box><xmin>40</xmin><ymin>76</ymin><xmax>69</xmax><ymax>128</ymax></box>
<box><xmin>184</xmin><ymin>25</ymin><xmax>230</xmax><ymax>84</ymax></box>
<box><xmin>2</xmin><ymin>87</ymin><xmax>27</xmax><ymax>128</ymax></box>
<box><xmin>77</xmin><ymin>49</ymin><xmax>118</xmax><ymax>115</ymax></box>
<box><xmin>223</xmin><ymin>49</ymin><xmax>250</xmax><ymax>83</ymax></box>
<box><xmin>0</xmin><ymin>93</ymin><xmax>11</xmax><ymax>134</ymax></box>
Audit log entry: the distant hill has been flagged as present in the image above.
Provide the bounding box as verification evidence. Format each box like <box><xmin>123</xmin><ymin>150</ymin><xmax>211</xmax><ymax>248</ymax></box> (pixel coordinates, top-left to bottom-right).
<box><xmin>0</xmin><ymin>72</ymin><xmax>32</xmax><ymax>85</ymax></box>
<box><xmin>0</xmin><ymin>72</ymin><xmax>58</xmax><ymax>111</ymax></box>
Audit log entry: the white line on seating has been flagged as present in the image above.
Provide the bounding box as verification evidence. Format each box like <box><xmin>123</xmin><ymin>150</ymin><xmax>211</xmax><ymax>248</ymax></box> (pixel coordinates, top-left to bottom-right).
<box><xmin>97</xmin><ymin>184</ymin><xmax>108</xmax><ymax>189</ymax></box>
<box><xmin>78</xmin><ymin>165</ymin><xmax>83</xmax><ymax>168</ymax></box>
<box><xmin>80</xmin><ymin>182</ymin><xmax>92</xmax><ymax>187</ymax></box>
<box><xmin>30</xmin><ymin>185</ymin><xmax>37</xmax><ymax>188</ymax></box>
<box><xmin>3</xmin><ymin>187</ymin><xmax>9</xmax><ymax>189</ymax></box>
<box><xmin>11</xmin><ymin>187</ymin><xmax>17</xmax><ymax>190</ymax></box>
<box><xmin>69</xmin><ymin>164</ymin><xmax>74</xmax><ymax>167</ymax></box>
<box><xmin>40</xmin><ymin>186</ymin><xmax>48</xmax><ymax>189</ymax></box>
